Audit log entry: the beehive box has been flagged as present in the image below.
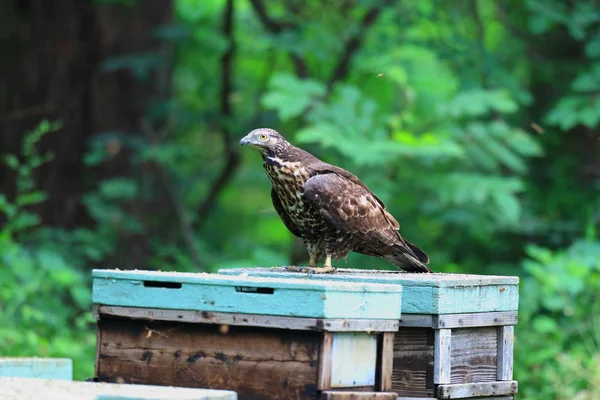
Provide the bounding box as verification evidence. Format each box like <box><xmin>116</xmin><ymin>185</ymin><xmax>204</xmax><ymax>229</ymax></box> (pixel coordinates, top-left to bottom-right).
<box><xmin>219</xmin><ymin>268</ymin><xmax>519</xmax><ymax>400</ymax></box>
<box><xmin>0</xmin><ymin>376</ymin><xmax>237</xmax><ymax>400</ymax></box>
<box><xmin>0</xmin><ymin>358</ymin><xmax>72</xmax><ymax>380</ymax></box>
<box><xmin>92</xmin><ymin>269</ymin><xmax>403</xmax><ymax>400</ymax></box>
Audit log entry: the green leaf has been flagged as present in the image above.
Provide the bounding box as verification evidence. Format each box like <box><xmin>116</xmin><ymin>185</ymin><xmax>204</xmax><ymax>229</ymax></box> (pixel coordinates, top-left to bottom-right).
<box><xmin>532</xmin><ymin>315</ymin><xmax>559</xmax><ymax>333</ymax></box>
<box><xmin>492</xmin><ymin>190</ymin><xmax>521</xmax><ymax>225</ymax></box>
<box><xmin>3</xmin><ymin>154</ymin><xmax>19</xmax><ymax>169</ymax></box>
<box><xmin>15</xmin><ymin>192</ymin><xmax>48</xmax><ymax>207</ymax></box>
<box><xmin>261</xmin><ymin>74</ymin><xmax>326</xmax><ymax>121</ymax></box>
<box><xmin>10</xmin><ymin>212</ymin><xmax>41</xmax><ymax>231</ymax></box>
<box><xmin>487</xmin><ymin>90</ymin><xmax>518</xmax><ymax>114</ymax></box>
<box><xmin>99</xmin><ymin>178</ymin><xmax>138</xmax><ymax>200</ymax></box>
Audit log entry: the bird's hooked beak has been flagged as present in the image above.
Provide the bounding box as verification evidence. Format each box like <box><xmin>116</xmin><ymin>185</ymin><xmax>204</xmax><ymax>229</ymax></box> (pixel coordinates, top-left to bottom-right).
<box><xmin>240</xmin><ymin>132</ymin><xmax>264</xmax><ymax>150</ymax></box>
<box><xmin>240</xmin><ymin>135</ymin><xmax>250</xmax><ymax>146</ymax></box>
<box><xmin>239</xmin><ymin>133</ymin><xmax>253</xmax><ymax>146</ymax></box>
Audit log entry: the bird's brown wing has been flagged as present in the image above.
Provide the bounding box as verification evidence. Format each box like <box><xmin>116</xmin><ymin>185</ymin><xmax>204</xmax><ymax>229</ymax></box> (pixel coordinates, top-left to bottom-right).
<box><xmin>303</xmin><ymin>172</ymin><xmax>430</xmax><ymax>270</ymax></box>
<box><xmin>271</xmin><ymin>188</ymin><xmax>302</xmax><ymax>237</ymax></box>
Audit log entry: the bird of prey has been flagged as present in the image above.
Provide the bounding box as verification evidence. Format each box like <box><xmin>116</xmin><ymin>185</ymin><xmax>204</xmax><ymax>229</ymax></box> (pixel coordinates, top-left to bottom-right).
<box><xmin>240</xmin><ymin>128</ymin><xmax>431</xmax><ymax>273</ymax></box>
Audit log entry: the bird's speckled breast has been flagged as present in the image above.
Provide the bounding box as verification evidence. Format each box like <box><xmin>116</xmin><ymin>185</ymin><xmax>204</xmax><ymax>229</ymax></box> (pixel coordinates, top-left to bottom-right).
<box><xmin>263</xmin><ymin>155</ymin><xmax>326</xmax><ymax>235</ymax></box>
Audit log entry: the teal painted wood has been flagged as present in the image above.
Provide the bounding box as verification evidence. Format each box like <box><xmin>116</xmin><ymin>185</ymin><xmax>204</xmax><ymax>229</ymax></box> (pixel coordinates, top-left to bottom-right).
<box><xmin>218</xmin><ymin>268</ymin><xmax>519</xmax><ymax>315</ymax></box>
<box><xmin>92</xmin><ymin>269</ymin><xmax>402</xmax><ymax>319</ymax></box>
<box><xmin>0</xmin><ymin>358</ymin><xmax>72</xmax><ymax>380</ymax></box>
<box><xmin>0</xmin><ymin>377</ymin><xmax>237</xmax><ymax>400</ymax></box>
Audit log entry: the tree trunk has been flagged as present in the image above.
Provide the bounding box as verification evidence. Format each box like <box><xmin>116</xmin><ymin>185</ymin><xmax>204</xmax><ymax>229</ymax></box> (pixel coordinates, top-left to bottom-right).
<box><xmin>0</xmin><ymin>0</ymin><xmax>173</xmax><ymax>228</ymax></box>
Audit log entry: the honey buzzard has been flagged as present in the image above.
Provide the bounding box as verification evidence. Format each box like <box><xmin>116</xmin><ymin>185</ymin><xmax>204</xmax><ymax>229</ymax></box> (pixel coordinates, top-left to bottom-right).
<box><xmin>240</xmin><ymin>128</ymin><xmax>431</xmax><ymax>273</ymax></box>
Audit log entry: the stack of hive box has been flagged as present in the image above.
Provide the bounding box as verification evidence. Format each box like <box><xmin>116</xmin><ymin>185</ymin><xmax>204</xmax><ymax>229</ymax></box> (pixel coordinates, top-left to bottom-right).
<box><xmin>92</xmin><ymin>267</ymin><xmax>519</xmax><ymax>400</ymax></box>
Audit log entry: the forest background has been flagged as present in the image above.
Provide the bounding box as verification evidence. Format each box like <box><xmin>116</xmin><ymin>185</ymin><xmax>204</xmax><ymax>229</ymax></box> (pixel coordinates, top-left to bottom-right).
<box><xmin>1</xmin><ymin>1</ymin><xmax>599</xmax><ymax>399</ymax></box>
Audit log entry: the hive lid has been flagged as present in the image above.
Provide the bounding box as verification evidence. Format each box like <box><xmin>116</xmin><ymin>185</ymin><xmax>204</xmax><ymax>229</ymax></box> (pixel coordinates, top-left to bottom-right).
<box><xmin>218</xmin><ymin>267</ymin><xmax>520</xmax><ymax>315</ymax></box>
<box><xmin>0</xmin><ymin>377</ymin><xmax>237</xmax><ymax>400</ymax></box>
<box><xmin>92</xmin><ymin>269</ymin><xmax>402</xmax><ymax>320</ymax></box>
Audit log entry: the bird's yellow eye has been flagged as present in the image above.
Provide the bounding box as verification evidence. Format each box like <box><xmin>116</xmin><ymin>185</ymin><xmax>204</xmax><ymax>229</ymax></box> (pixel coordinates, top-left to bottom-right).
<box><xmin>259</xmin><ymin>134</ymin><xmax>268</xmax><ymax>141</ymax></box>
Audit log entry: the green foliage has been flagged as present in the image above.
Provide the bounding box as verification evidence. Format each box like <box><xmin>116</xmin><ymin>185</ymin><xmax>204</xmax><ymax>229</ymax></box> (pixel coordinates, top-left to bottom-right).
<box><xmin>0</xmin><ymin>122</ymin><xmax>95</xmax><ymax>380</ymax></box>
<box><xmin>516</xmin><ymin>239</ymin><xmax>600</xmax><ymax>400</ymax></box>
<box><xmin>0</xmin><ymin>120</ymin><xmax>57</xmax><ymax>235</ymax></box>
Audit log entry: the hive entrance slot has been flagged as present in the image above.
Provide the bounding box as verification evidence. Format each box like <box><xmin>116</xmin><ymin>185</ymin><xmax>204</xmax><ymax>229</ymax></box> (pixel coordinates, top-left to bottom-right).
<box><xmin>143</xmin><ymin>281</ymin><xmax>182</xmax><ymax>289</ymax></box>
<box><xmin>235</xmin><ymin>286</ymin><xmax>275</xmax><ymax>294</ymax></box>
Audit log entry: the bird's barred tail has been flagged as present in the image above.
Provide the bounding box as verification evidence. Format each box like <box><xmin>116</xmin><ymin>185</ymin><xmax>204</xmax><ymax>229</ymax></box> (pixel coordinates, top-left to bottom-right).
<box><xmin>385</xmin><ymin>243</ymin><xmax>432</xmax><ymax>273</ymax></box>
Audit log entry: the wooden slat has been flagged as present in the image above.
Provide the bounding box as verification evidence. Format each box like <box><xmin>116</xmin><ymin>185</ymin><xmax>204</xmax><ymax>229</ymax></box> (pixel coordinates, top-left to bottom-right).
<box><xmin>398</xmin><ymin>398</ymin><xmax>512</xmax><ymax>400</ymax></box>
<box><xmin>450</xmin><ymin>327</ymin><xmax>498</xmax><ymax>384</ymax></box>
<box><xmin>377</xmin><ymin>332</ymin><xmax>394</xmax><ymax>391</ymax></box>
<box><xmin>437</xmin><ymin>380</ymin><xmax>518</xmax><ymax>399</ymax></box>
<box><xmin>218</xmin><ymin>268</ymin><xmax>520</xmax><ymax>315</ymax></box>
<box><xmin>435</xmin><ymin>312</ymin><xmax>518</xmax><ymax>329</ymax></box>
<box><xmin>0</xmin><ymin>358</ymin><xmax>72</xmax><ymax>380</ymax></box>
<box><xmin>96</xmin><ymin>316</ymin><xmax>320</xmax><ymax>400</ymax></box>
<box><xmin>318</xmin><ymin>332</ymin><xmax>334</xmax><ymax>390</ymax></box>
<box><xmin>0</xmin><ymin>377</ymin><xmax>237</xmax><ymax>399</ymax></box>
<box><xmin>434</xmin><ymin>329</ymin><xmax>451</xmax><ymax>384</ymax></box>
<box><xmin>94</xmin><ymin>327</ymin><xmax>102</xmax><ymax>378</ymax></box>
<box><xmin>330</xmin><ymin>333</ymin><xmax>377</xmax><ymax>388</ymax></box>
<box><xmin>392</xmin><ymin>328</ymin><xmax>434</xmax><ymax>398</ymax></box>
<box><xmin>398</xmin><ymin>315</ymin><xmax>434</xmax><ymax>328</ymax></box>
<box><xmin>497</xmin><ymin>326</ymin><xmax>514</xmax><ymax>380</ymax></box>
<box><xmin>92</xmin><ymin>269</ymin><xmax>403</xmax><ymax>320</ymax></box>
<box><xmin>396</xmin><ymin>397</ymin><xmax>437</xmax><ymax>400</ymax></box>
<box><xmin>321</xmin><ymin>391</ymin><xmax>398</xmax><ymax>399</ymax></box>
<box><xmin>219</xmin><ymin>267</ymin><xmax>519</xmax><ymax>287</ymax></box>
<box><xmin>94</xmin><ymin>305</ymin><xmax>399</xmax><ymax>332</ymax></box>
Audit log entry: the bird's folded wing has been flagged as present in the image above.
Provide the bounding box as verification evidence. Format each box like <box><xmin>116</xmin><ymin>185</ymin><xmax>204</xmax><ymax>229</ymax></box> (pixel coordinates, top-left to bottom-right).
<box><xmin>304</xmin><ymin>173</ymin><xmax>409</xmax><ymax>249</ymax></box>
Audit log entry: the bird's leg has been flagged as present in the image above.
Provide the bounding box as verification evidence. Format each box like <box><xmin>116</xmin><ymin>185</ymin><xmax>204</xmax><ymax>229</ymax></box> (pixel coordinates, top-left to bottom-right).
<box><xmin>308</xmin><ymin>252</ymin><xmax>318</xmax><ymax>267</ymax></box>
<box><xmin>284</xmin><ymin>247</ymin><xmax>319</xmax><ymax>273</ymax></box>
<box><xmin>284</xmin><ymin>249</ymin><xmax>335</xmax><ymax>274</ymax></box>
<box><xmin>308</xmin><ymin>255</ymin><xmax>336</xmax><ymax>274</ymax></box>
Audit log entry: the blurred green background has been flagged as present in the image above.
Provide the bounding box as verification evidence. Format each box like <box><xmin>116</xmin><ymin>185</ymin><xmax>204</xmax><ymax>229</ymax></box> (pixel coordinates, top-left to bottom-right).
<box><xmin>0</xmin><ymin>0</ymin><xmax>599</xmax><ymax>398</ymax></box>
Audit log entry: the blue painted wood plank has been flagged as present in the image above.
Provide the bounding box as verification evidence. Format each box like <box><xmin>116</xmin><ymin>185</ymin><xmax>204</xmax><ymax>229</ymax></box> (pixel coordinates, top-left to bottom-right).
<box><xmin>0</xmin><ymin>358</ymin><xmax>72</xmax><ymax>380</ymax></box>
<box><xmin>92</xmin><ymin>270</ymin><xmax>402</xmax><ymax>320</ymax></box>
<box><xmin>218</xmin><ymin>267</ymin><xmax>519</xmax><ymax>315</ymax></box>
<box><xmin>0</xmin><ymin>377</ymin><xmax>237</xmax><ymax>399</ymax></box>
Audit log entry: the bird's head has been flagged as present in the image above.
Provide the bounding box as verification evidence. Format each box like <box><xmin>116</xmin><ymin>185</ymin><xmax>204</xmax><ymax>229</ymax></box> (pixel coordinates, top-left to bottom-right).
<box><xmin>239</xmin><ymin>128</ymin><xmax>289</xmax><ymax>155</ymax></box>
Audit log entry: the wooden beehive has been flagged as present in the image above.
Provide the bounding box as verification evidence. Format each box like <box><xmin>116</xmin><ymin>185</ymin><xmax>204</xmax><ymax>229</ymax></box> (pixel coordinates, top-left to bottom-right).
<box><xmin>92</xmin><ymin>269</ymin><xmax>403</xmax><ymax>400</ymax></box>
<box><xmin>0</xmin><ymin>376</ymin><xmax>237</xmax><ymax>400</ymax></box>
<box><xmin>219</xmin><ymin>268</ymin><xmax>519</xmax><ymax>400</ymax></box>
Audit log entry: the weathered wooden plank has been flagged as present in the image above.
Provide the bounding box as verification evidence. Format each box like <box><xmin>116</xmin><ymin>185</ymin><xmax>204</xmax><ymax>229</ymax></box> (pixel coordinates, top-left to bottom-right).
<box><xmin>321</xmin><ymin>391</ymin><xmax>398</xmax><ymax>399</ymax></box>
<box><xmin>450</xmin><ymin>327</ymin><xmax>497</xmax><ymax>384</ymax></box>
<box><xmin>397</xmin><ymin>398</ymin><xmax>512</xmax><ymax>400</ymax></box>
<box><xmin>94</xmin><ymin>328</ymin><xmax>102</xmax><ymax>378</ymax></box>
<box><xmin>435</xmin><ymin>312</ymin><xmax>518</xmax><ymax>329</ymax></box>
<box><xmin>391</xmin><ymin>328</ymin><xmax>434</xmax><ymax>398</ymax></box>
<box><xmin>377</xmin><ymin>332</ymin><xmax>394</xmax><ymax>391</ymax></box>
<box><xmin>399</xmin><ymin>312</ymin><xmax>518</xmax><ymax>329</ymax></box>
<box><xmin>434</xmin><ymin>329</ymin><xmax>451</xmax><ymax>384</ymax></box>
<box><xmin>330</xmin><ymin>333</ymin><xmax>377</xmax><ymax>388</ymax></box>
<box><xmin>434</xmin><ymin>286</ymin><xmax>518</xmax><ymax>315</ymax></box>
<box><xmin>318</xmin><ymin>332</ymin><xmax>334</xmax><ymax>390</ymax></box>
<box><xmin>438</xmin><ymin>397</ymin><xmax>512</xmax><ymax>400</ymax></box>
<box><xmin>0</xmin><ymin>377</ymin><xmax>237</xmax><ymax>399</ymax></box>
<box><xmin>396</xmin><ymin>397</ymin><xmax>437</xmax><ymax>400</ymax></box>
<box><xmin>97</xmin><ymin>316</ymin><xmax>319</xmax><ymax>400</ymax></box>
<box><xmin>437</xmin><ymin>381</ymin><xmax>518</xmax><ymax>399</ymax></box>
<box><xmin>92</xmin><ymin>269</ymin><xmax>403</xmax><ymax>320</ymax></box>
<box><xmin>497</xmin><ymin>326</ymin><xmax>514</xmax><ymax>381</ymax></box>
<box><xmin>0</xmin><ymin>358</ymin><xmax>72</xmax><ymax>380</ymax></box>
<box><xmin>218</xmin><ymin>268</ymin><xmax>519</xmax><ymax>315</ymax></box>
<box><xmin>218</xmin><ymin>268</ymin><xmax>519</xmax><ymax>287</ymax></box>
<box><xmin>398</xmin><ymin>315</ymin><xmax>435</xmax><ymax>328</ymax></box>
<box><xmin>94</xmin><ymin>305</ymin><xmax>399</xmax><ymax>332</ymax></box>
